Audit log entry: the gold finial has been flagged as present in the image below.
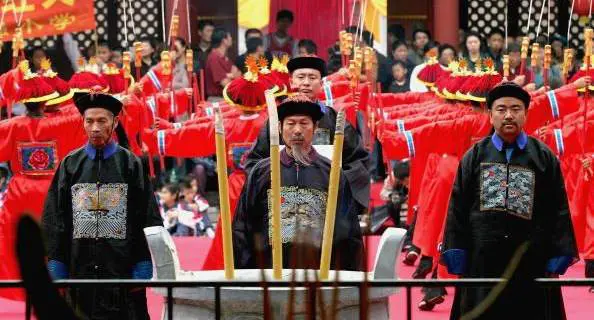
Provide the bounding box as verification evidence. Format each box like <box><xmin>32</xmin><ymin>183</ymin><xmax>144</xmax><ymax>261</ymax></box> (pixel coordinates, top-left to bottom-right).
<box><xmin>160</xmin><ymin>50</ymin><xmax>171</xmax><ymax>75</ymax></box>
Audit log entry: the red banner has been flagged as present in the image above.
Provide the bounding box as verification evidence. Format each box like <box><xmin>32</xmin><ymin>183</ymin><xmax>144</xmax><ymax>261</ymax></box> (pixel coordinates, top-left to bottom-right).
<box><xmin>0</xmin><ymin>0</ymin><xmax>96</xmax><ymax>41</ymax></box>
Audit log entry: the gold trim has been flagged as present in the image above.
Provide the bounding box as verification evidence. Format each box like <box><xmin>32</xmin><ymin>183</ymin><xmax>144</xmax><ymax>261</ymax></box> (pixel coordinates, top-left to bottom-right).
<box><xmin>22</xmin><ymin>91</ymin><xmax>59</xmax><ymax>103</ymax></box>
<box><xmin>46</xmin><ymin>89</ymin><xmax>74</xmax><ymax>106</ymax></box>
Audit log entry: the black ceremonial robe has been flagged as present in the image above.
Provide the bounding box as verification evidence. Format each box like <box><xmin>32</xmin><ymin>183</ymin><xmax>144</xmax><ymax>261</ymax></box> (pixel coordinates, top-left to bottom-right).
<box><xmin>441</xmin><ymin>133</ymin><xmax>578</xmax><ymax>320</ymax></box>
<box><xmin>233</xmin><ymin>148</ymin><xmax>363</xmax><ymax>270</ymax></box>
<box><xmin>243</xmin><ymin>104</ymin><xmax>370</xmax><ymax>209</ymax></box>
<box><xmin>42</xmin><ymin>141</ymin><xmax>163</xmax><ymax>320</ymax></box>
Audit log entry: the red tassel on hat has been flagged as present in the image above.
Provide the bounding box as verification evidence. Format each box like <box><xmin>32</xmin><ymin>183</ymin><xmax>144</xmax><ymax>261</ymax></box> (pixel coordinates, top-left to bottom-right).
<box><xmin>417</xmin><ymin>53</ymin><xmax>445</xmax><ymax>87</ymax></box>
<box><xmin>223</xmin><ymin>55</ymin><xmax>270</xmax><ymax>112</ymax></box>
<box><xmin>466</xmin><ymin>58</ymin><xmax>503</xmax><ymax>102</ymax></box>
<box><xmin>15</xmin><ymin>61</ymin><xmax>58</xmax><ymax>103</ymax></box>
<box><xmin>103</xmin><ymin>63</ymin><xmax>126</xmax><ymax>94</ymax></box>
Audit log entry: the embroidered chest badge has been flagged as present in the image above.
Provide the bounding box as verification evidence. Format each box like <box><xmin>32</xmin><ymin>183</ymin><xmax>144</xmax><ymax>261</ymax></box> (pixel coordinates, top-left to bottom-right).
<box><xmin>479</xmin><ymin>162</ymin><xmax>535</xmax><ymax>220</ymax></box>
<box><xmin>267</xmin><ymin>186</ymin><xmax>328</xmax><ymax>246</ymax></box>
<box><xmin>71</xmin><ymin>183</ymin><xmax>128</xmax><ymax>239</ymax></box>
<box><xmin>17</xmin><ymin>141</ymin><xmax>59</xmax><ymax>175</ymax></box>
<box><xmin>228</xmin><ymin>142</ymin><xmax>252</xmax><ymax>170</ymax></box>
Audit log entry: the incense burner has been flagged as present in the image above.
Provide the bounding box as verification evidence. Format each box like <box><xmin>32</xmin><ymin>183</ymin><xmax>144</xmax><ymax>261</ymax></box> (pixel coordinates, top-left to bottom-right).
<box><xmin>144</xmin><ymin>226</ymin><xmax>406</xmax><ymax>319</ymax></box>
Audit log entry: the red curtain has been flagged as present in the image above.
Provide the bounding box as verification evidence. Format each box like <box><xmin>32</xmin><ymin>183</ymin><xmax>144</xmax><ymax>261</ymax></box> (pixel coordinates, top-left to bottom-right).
<box><xmin>268</xmin><ymin>0</ymin><xmax>354</xmax><ymax>61</ymax></box>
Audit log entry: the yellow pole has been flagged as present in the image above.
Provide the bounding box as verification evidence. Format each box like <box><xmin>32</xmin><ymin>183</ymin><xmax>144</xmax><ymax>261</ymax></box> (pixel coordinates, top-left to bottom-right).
<box><xmin>319</xmin><ymin>110</ymin><xmax>347</xmax><ymax>280</ymax></box>
<box><xmin>214</xmin><ymin>107</ymin><xmax>234</xmax><ymax>279</ymax></box>
<box><xmin>265</xmin><ymin>90</ymin><xmax>283</xmax><ymax>280</ymax></box>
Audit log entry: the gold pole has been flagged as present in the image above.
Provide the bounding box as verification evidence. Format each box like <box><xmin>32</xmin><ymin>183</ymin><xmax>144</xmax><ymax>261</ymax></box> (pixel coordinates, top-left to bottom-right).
<box><xmin>214</xmin><ymin>107</ymin><xmax>235</xmax><ymax>279</ymax></box>
<box><xmin>265</xmin><ymin>90</ymin><xmax>283</xmax><ymax>280</ymax></box>
<box><xmin>319</xmin><ymin>110</ymin><xmax>346</xmax><ymax>280</ymax></box>
<box><xmin>503</xmin><ymin>55</ymin><xmax>510</xmax><ymax>79</ymax></box>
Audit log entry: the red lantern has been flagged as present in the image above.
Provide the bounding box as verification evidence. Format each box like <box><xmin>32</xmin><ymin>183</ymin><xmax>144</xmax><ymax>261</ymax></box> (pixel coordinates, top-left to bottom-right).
<box><xmin>575</xmin><ymin>0</ymin><xmax>594</xmax><ymax>16</ymax></box>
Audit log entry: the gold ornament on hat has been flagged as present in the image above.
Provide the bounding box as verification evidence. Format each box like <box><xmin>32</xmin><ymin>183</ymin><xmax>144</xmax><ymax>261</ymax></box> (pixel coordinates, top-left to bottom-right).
<box><xmin>186</xmin><ymin>49</ymin><xmax>193</xmax><ymax>72</ymax></box>
<box><xmin>160</xmin><ymin>51</ymin><xmax>172</xmax><ymax>75</ymax></box>
<box><xmin>134</xmin><ymin>41</ymin><xmax>143</xmax><ymax>68</ymax></box>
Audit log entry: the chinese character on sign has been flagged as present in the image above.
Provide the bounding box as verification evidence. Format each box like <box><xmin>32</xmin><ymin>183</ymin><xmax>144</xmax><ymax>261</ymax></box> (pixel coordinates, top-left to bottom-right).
<box><xmin>49</xmin><ymin>13</ymin><xmax>75</xmax><ymax>31</ymax></box>
<box><xmin>42</xmin><ymin>0</ymin><xmax>74</xmax><ymax>9</ymax></box>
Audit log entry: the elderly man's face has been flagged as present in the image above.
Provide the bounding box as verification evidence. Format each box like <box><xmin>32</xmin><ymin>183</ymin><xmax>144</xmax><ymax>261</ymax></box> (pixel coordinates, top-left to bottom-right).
<box><xmin>84</xmin><ymin>108</ymin><xmax>118</xmax><ymax>148</ymax></box>
<box><xmin>489</xmin><ymin>97</ymin><xmax>527</xmax><ymax>142</ymax></box>
<box><xmin>281</xmin><ymin>114</ymin><xmax>316</xmax><ymax>156</ymax></box>
<box><xmin>290</xmin><ymin>68</ymin><xmax>322</xmax><ymax>99</ymax></box>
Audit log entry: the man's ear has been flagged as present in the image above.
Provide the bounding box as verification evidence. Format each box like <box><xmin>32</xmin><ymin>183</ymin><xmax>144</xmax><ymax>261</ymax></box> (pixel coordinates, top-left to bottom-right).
<box><xmin>113</xmin><ymin>116</ymin><xmax>119</xmax><ymax>128</ymax></box>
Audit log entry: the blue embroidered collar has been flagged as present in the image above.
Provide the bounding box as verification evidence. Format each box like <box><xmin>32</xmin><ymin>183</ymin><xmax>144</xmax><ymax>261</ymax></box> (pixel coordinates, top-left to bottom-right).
<box><xmin>85</xmin><ymin>141</ymin><xmax>118</xmax><ymax>160</ymax></box>
<box><xmin>491</xmin><ymin>131</ymin><xmax>528</xmax><ymax>151</ymax></box>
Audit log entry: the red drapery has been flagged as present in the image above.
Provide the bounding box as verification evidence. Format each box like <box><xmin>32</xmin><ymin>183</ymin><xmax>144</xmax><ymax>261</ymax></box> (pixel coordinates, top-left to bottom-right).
<box><xmin>268</xmin><ymin>0</ymin><xmax>354</xmax><ymax>61</ymax></box>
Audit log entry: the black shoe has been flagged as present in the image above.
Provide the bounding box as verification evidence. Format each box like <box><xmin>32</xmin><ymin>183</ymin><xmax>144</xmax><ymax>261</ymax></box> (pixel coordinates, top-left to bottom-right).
<box><xmin>589</xmin><ymin>286</ymin><xmax>594</xmax><ymax>293</ymax></box>
<box><xmin>412</xmin><ymin>256</ymin><xmax>433</xmax><ymax>279</ymax></box>
<box><xmin>418</xmin><ymin>287</ymin><xmax>447</xmax><ymax>311</ymax></box>
<box><xmin>403</xmin><ymin>246</ymin><xmax>420</xmax><ymax>265</ymax></box>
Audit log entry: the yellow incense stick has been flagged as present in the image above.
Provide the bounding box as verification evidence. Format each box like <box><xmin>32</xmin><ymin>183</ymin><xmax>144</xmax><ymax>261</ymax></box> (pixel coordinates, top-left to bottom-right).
<box><xmin>319</xmin><ymin>110</ymin><xmax>346</xmax><ymax>280</ymax></box>
<box><xmin>265</xmin><ymin>90</ymin><xmax>283</xmax><ymax>279</ymax></box>
<box><xmin>214</xmin><ymin>107</ymin><xmax>234</xmax><ymax>279</ymax></box>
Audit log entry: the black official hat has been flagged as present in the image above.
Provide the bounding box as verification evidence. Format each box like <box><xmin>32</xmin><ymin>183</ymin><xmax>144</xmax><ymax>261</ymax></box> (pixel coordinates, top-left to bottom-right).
<box><xmin>486</xmin><ymin>82</ymin><xmax>531</xmax><ymax>109</ymax></box>
<box><xmin>277</xmin><ymin>94</ymin><xmax>324</xmax><ymax>122</ymax></box>
<box><xmin>73</xmin><ymin>91</ymin><xmax>123</xmax><ymax>116</ymax></box>
<box><xmin>287</xmin><ymin>56</ymin><xmax>327</xmax><ymax>77</ymax></box>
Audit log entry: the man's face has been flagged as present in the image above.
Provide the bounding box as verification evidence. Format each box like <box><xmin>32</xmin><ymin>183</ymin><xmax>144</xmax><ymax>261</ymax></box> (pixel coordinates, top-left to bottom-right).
<box><xmin>32</xmin><ymin>50</ymin><xmax>46</xmax><ymax>68</ymax></box>
<box><xmin>111</xmin><ymin>51</ymin><xmax>123</xmax><ymax>64</ymax></box>
<box><xmin>290</xmin><ymin>68</ymin><xmax>322</xmax><ymax>99</ymax></box>
<box><xmin>277</xmin><ymin>18</ymin><xmax>292</xmax><ymax>33</ymax></box>
<box><xmin>298</xmin><ymin>46</ymin><xmax>314</xmax><ymax>57</ymax></box>
<box><xmin>552</xmin><ymin>40</ymin><xmax>564</xmax><ymax>57</ymax></box>
<box><xmin>439</xmin><ymin>48</ymin><xmax>455</xmax><ymax>66</ymax></box>
<box><xmin>84</xmin><ymin>108</ymin><xmax>118</xmax><ymax>148</ymax></box>
<box><xmin>281</xmin><ymin>115</ymin><xmax>316</xmax><ymax>151</ymax></box>
<box><xmin>414</xmin><ymin>32</ymin><xmax>429</xmax><ymax>50</ymax></box>
<box><xmin>393</xmin><ymin>45</ymin><xmax>408</xmax><ymax>62</ymax></box>
<box><xmin>488</xmin><ymin>34</ymin><xmax>504</xmax><ymax>53</ymax></box>
<box><xmin>489</xmin><ymin>97</ymin><xmax>527</xmax><ymax>140</ymax></box>
<box><xmin>199</xmin><ymin>25</ymin><xmax>215</xmax><ymax>43</ymax></box>
<box><xmin>509</xmin><ymin>51</ymin><xmax>521</xmax><ymax>68</ymax></box>
<box><xmin>256</xmin><ymin>45</ymin><xmax>265</xmax><ymax>56</ymax></box>
<box><xmin>97</xmin><ymin>46</ymin><xmax>111</xmax><ymax>64</ymax></box>
<box><xmin>141</xmin><ymin>41</ymin><xmax>154</xmax><ymax>58</ymax></box>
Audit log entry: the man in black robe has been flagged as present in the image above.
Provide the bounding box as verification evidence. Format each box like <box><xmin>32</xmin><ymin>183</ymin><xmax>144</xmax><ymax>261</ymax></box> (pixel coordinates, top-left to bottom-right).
<box><xmin>233</xmin><ymin>94</ymin><xmax>363</xmax><ymax>270</ymax></box>
<box><xmin>441</xmin><ymin>82</ymin><xmax>579</xmax><ymax>319</ymax></box>
<box><xmin>42</xmin><ymin>92</ymin><xmax>163</xmax><ymax>320</ymax></box>
<box><xmin>243</xmin><ymin>56</ymin><xmax>370</xmax><ymax>214</ymax></box>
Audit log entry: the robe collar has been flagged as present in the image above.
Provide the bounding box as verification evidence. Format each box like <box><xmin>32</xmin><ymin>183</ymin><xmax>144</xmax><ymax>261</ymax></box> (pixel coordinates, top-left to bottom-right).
<box><xmin>491</xmin><ymin>131</ymin><xmax>528</xmax><ymax>151</ymax></box>
<box><xmin>280</xmin><ymin>146</ymin><xmax>319</xmax><ymax>166</ymax></box>
<box><xmin>85</xmin><ymin>141</ymin><xmax>118</xmax><ymax>160</ymax></box>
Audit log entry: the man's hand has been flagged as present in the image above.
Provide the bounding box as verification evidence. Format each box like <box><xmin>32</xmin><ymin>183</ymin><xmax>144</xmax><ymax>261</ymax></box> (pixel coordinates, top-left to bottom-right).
<box><xmin>523</xmin><ymin>83</ymin><xmax>536</xmax><ymax>92</ymax></box>
<box><xmin>572</xmin><ymin>76</ymin><xmax>592</xmax><ymax>90</ymax></box>
<box><xmin>512</xmin><ymin>75</ymin><xmax>526</xmax><ymax>86</ymax></box>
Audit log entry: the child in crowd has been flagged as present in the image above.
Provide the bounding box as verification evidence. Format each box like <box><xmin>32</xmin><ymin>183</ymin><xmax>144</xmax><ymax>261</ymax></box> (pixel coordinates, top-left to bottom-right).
<box><xmin>389</xmin><ymin>61</ymin><xmax>410</xmax><ymax>93</ymax></box>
